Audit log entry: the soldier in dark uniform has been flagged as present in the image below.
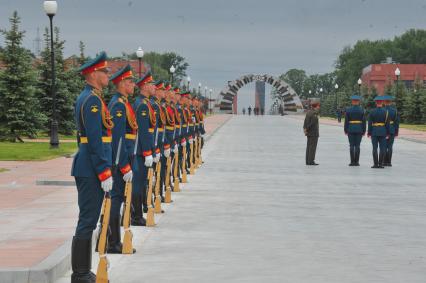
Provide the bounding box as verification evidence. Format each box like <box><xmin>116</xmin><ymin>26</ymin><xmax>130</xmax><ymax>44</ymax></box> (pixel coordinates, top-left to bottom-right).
<box><xmin>303</xmin><ymin>102</ymin><xmax>320</xmax><ymax>165</ymax></box>
<box><xmin>107</xmin><ymin>65</ymin><xmax>137</xmax><ymax>253</ymax></box>
<box><xmin>132</xmin><ymin>72</ymin><xmax>155</xmax><ymax>222</ymax></box>
<box><xmin>177</xmin><ymin>91</ymin><xmax>189</xmax><ymax>180</ymax></box>
<box><xmin>160</xmin><ymin>83</ymin><xmax>173</xmax><ymax>201</ymax></box>
<box><xmin>344</xmin><ymin>95</ymin><xmax>366</xmax><ymax>166</ymax></box>
<box><xmin>383</xmin><ymin>95</ymin><xmax>399</xmax><ymax>166</ymax></box>
<box><xmin>71</xmin><ymin>52</ymin><xmax>113</xmax><ymax>282</ymax></box>
<box><xmin>248</xmin><ymin>106</ymin><xmax>252</xmax><ymax>116</ymax></box>
<box><xmin>367</xmin><ymin>96</ymin><xmax>390</xmax><ymax>168</ymax></box>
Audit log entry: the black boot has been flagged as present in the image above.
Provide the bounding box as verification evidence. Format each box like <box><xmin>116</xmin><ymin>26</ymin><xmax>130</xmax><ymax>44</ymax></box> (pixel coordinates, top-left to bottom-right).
<box><xmin>131</xmin><ymin>195</ymin><xmax>146</xmax><ymax>226</ymax></box>
<box><xmin>107</xmin><ymin>217</ymin><xmax>123</xmax><ymax>254</ymax></box>
<box><xmin>349</xmin><ymin>149</ymin><xmax>355</xmax><ymax>166</ymax></box>
<box><xmin>354</xmin><ymin>148</ymin><xmax>360</xmax><ymax>166</ymax></box>
<box><xmin>378</xmin><ymin>152</ymin><xmax>385</xmax><ymax>168</ymax></box>
<box><xmin>71</xmin><ymin>236</ymin><xmax>96</xmax><ymax>283</ymax></box>
<box><xmin>388</xmin><ymin>151</ymin><xmax>393</xmax><ymax>167</ymax></box>
<box><xmin>371</xmin><ymin>153</ymin><xmax>380</xmax><ymax>168</ymax></box>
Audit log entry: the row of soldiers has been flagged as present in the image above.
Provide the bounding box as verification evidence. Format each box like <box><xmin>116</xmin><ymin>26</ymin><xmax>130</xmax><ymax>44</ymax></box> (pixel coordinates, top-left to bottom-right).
<box><xmin>304</xmin><ymin>94</ymin><xmax>399</xmax><ymax>168</ymax></box>
<box><xmin>70</xmin><ymin>52</ymin><xmax>206</xmax><ymax>283</ymax></box>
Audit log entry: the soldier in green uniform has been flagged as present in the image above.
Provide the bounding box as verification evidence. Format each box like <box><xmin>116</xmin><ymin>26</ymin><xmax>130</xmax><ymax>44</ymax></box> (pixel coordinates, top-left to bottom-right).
<box><xmin>367</xmin><ymin>96</ymin><xmax>390</xmax><ymax>168</ymax></box>
<box><xmin>383</xmin><ymin>95</ymin><xmax>399</xmax><ymax>166</ymax></box>
<box><xmin>303</xmin><ymin>102</ymin><xmax>320</xmax><ymax>165</ymax></box>
<box><xmin>344</xmin><ymin>95</ymin><xmax>366</xmax><ymax>166</ymax></box>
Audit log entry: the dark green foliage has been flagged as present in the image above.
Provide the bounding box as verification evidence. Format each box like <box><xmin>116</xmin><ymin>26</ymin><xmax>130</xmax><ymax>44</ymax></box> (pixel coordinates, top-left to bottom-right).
<box><xmin>0</xmin><ymin>11</ymin><xmax>46</xmax><ymax>141</ymax></box>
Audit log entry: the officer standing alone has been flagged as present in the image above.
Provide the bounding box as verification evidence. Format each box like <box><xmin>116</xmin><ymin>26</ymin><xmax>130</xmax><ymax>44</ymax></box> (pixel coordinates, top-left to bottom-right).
<box><xmin>303</xmin><ymin>102</ymin><xmax>320</xmax><ymax>166</ymax></box>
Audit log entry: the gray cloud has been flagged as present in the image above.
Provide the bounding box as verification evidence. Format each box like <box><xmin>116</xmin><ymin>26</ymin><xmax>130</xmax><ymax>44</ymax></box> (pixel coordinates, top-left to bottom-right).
<box><xmin>1</xmin><ymin>0</ymin><xmax>425</xmax><ymax>102</ymax></box>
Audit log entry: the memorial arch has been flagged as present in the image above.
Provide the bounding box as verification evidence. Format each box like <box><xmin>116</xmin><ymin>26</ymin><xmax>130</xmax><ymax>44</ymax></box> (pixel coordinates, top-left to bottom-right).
<box><xmin>217</xmin><ymin>74</ymin><xmax>304</xmax><ymax>114</ymax></box>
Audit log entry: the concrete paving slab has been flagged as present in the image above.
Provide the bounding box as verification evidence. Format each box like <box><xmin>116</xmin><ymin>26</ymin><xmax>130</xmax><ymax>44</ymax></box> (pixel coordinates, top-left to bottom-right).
<box><xmin>0</xmin><ymin>114</ymin><xmax>230</xmax><ymax>283</ymax></box>
<box><xmin>51</xmin><ymin>115</ymin><xmax>426</xmax><ymax>283</ymax></box>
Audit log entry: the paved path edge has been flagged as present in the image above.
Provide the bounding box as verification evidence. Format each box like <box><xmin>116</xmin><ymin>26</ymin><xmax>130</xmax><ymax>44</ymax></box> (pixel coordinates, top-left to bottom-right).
<box><xmin>0</xmin><ymin>114</ymin><xmax>232</xmax><ymax>283</ymax></box>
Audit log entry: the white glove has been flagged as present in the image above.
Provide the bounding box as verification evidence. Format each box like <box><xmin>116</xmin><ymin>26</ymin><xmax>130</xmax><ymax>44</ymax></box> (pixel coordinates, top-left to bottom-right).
<box><xmin>164</xmin><ymin>148</ymin><xmax>171</xmax><ymax>158</ymax></box>
<box><xmin>101</xmin><ymin>177</ymin><xmax>113</xmax><ymax>192</ymax></box>
<box><xmin>189</xmin><ymin>138</ymin><xmax>193</xmax><ymax>144</ymax></box>
<box><xmin>144</xmin><ymin>155</ymin><xmax>153</xmax><ymax>167</ymax></box>
<box><xmin>154</xmin><ymin>154</ymin><xmax>161</xmax><ymax>163</ymax></box>
<box><xmin>173</xmin><ymin>144</ymin><xmax>178</xmax><ymax>154</ymax></box>
<box><xmin>180</xmin><ymin>140</ymin><xmax>186</xmax><ymax>147</ymax></box>
<box><xmin>123</xmin><ymin>170</ymin><xmax>133</xmax><ymax>183</ymax></box>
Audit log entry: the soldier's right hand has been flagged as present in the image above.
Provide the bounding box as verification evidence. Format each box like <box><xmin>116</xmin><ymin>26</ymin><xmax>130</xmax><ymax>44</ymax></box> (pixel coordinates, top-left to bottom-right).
<box><xmin>188</xmin><ymin>138</ymin><xmax>193</xmax><ymax>144</ymax></box>
<box><xmin>145</xmin><ymin>155</ymin><xmax>153</xmax><ymax>167</ymax></box>
<box><xmin>173</xmin><ymin>144</ymin><xmax>178</xmax><ymax>154</ymax></box>
<box><xmin>101</xmin><ymin>177</ymin><xmax>113</xmax><ymax>192</ymax></box>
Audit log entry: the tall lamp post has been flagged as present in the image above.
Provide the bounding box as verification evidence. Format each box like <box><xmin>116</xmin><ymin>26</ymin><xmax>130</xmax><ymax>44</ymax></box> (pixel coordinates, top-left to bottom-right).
<box><xmin>357</xmin><ymin>78</ymin><xmax>362</xmax><ymax>94</ymax></box>
<box><xmin>395</xmin><ymin>67</ymin><xmax>400</xmax><ymax>99</ymax></box>
<box><xmin>209</xmin><ymin>88</ymin><xmax>213</xmax><ymax>114</ymax></box>
<box><xmin>198</xmin><ymin>82</ymin><xmax>202</xmax><ymax>96</ymax></box>
<box><xmin>136</xmin><ymin>47</ymin><xmax>144</xmax><ymax>78</ymax></box>
<box><xmin>169</xmin><ymin>65</ymin><xmax>176</xmax><ymax>85</ymax></box>
<box><xmin>44</xmin><ymin>1</ymin><xmax>59</xmax><ymax>148</ymax></box>
<box><xmin>186</xmin><ymin>76</ymin><xmax>191</xmax><ymax>91</ymax></box>
<box><xmin>334</xmin><ymin>83</ymin><xmax>339</xmax><ymax>111</ymax></box>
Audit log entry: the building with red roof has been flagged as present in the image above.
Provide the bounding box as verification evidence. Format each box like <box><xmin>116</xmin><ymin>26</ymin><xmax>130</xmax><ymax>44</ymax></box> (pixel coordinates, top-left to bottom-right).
<box><xmin>361</xmin><ymin>63</ymin><xmax>426</xmax><ymax>95</ymax></box>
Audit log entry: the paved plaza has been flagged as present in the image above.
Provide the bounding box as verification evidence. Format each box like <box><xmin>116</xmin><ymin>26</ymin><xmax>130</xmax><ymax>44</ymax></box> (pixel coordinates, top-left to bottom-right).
<box><xmin>53</xmin><ymin>115</ymin><xmax>426</xmax><ymax>283</ymax></box>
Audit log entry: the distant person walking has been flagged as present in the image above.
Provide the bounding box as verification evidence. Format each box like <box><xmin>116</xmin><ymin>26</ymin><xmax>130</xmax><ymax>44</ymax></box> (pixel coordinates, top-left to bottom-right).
<box><xmin>248</xmin><ymin>106</ymin><xmax>252</xmax><ymax>116</ymax></box>
<box><xmin>303</xmin><ymin>102</ymin><xmax>320</xmax><ymax>165</ymax></box>
<box><xmin>242</xmin><ymin>108</ymin><xmax>246</xmax><ymax>115</ymax></box>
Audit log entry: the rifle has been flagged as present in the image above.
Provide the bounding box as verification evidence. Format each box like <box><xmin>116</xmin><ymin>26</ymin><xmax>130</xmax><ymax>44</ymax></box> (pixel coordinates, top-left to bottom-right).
<box><xmin>172</xmin><ymin>124</ymin><xmax>180</xmax><ymax>192</ymax></box>
<box><xmin>181</xmin><ymin>132</ymin><xmax>188</xmax><ymax>183</ymax></box>
<box><xmin>96</xmin><ymin>137</ymin><xmax>122</xmax><ymax>282</ymax></box>
<box><xmin>164</xmin><ymin>118</ymin><xmax>176</xmax><ymax>201</ymax></box>
<box><xmin>122</xmin><ymin>133</ymin><xmax>137</xmax><ymax>254</ymax></box>
<box><xmin>154</xmin><ymin>120</ymin><xmax>164</xmax><ymax>214</ymax></box>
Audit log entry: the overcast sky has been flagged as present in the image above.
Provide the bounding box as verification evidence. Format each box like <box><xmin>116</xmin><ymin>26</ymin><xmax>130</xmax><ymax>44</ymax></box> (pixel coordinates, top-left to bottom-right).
<box><xmin>1</xmin><ymin>0</ymin><xmax>426</xmax><ymax>111</ymax></box>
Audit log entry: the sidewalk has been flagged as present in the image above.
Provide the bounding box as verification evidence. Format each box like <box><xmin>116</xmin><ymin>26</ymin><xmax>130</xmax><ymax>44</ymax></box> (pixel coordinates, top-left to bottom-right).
<box><xmin>288</xmin><ymin>114</ymin><xmax>426</xmax><ymax>143</ymax></box>
<box><xmin>0</xmin><ymin>114</ymin><xmax>231</xmax><ymax>283</ymax></box>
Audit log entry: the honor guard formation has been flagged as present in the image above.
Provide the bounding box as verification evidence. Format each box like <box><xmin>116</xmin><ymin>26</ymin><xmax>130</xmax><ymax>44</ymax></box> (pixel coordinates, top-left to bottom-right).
<box><xmin>71</xmin><ymin>52</ymin><xmax>206</xmax><ymax>283</ymax></box>
<box><xmin>303</xmin><ymin>94</ymin><xmax>399</xmax><ymax>168</ymax></box>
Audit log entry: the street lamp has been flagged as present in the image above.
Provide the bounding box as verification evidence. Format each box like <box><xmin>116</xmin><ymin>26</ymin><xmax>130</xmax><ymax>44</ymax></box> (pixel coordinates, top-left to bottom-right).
<box><xmin>169</xmin><ymin>65</ymin><xmax>175</xmax><ymax>85</ymax></box>
<box><xmin>43</xmin><ymin>1</ymin><xmax>59</xmax><ymax>148</ymax></box>
<box><xmin>308</xmin><ymin>90</ymin><xmax>312</xmax><ymax>97</ymax></box>
<box><xmin>319</xmin><ymin>87</ymin><xmax>323</xmax><ymax>100</ymax></box>
<box><xmin>334</xmin><ymin>83</ymin><xmax>339</xmax><ymax>111</ymax></box>
<box><xmin>136</xmin><ymin>47</ymin><xmax>144</xmax><ymax>78</ymax></box>
<box><xmin>357</xmin><ymin>78</ymin><xmax>362</xmax><ymax>94</ymax></box>
<box><xmin>209</xmin><ymin>88</ymin><xmax>213</xmax><ymax>114</ymax></box>
<box><xmin>198</xmin><ymin>82</ymin><xmax>202</xmax><ymax>96</ymax></box>
<box><xmin>186</xmin><ymin>76</ymin><xmax>191</xmax><ymax>91</ymax></box>
<box><xmin>395</xmin><ymin>67</ymin><xmax>400</xmax><ymax>103</ymax></box>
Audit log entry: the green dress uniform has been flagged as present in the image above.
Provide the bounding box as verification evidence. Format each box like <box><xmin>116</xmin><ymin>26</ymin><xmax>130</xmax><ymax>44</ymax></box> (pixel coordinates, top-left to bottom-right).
<box><xmin>344</xmin><ymin>95</ymin><xmax>366</xmax><ymax>166</ymax></box>
<box><xmin>368</xmin><ymin>97</ymin><xmax>390</xmax><ymax>168</ymax></box>
<box><xmin>383</xmin><ymin>95</ymin><xmax>399</xmax><ymax>166</ymax></box>
<box><xmin>303</xmin><ymin>108</ymin><xmax>319</xmax><ymax>165</ymax></box>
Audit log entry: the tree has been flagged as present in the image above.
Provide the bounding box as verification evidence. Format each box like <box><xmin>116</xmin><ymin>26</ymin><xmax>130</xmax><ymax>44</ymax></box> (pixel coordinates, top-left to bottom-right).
<box><xmin>403</xmin><ymin>89</ymin><xmax>422</xmax><ymax>123</ymax></box>
<box><xmin>78</xmin><ymin>40</ymin><xmax>86</xmax><ymax>64</ymax></box>
<box><xmin>36</xmin><ymin>27</ymin><xmax>80</xmax><ymax>135</ymax></box>
<box><xmin>124</xmin><ymin>51</ymin><xmax>189</xmax><ymax>86</ymax></box>
<box><xmin>279</xmin><ymin>69</ymin><xmax>307</xmax><ymax>96</ymax></box>
<box><xmin>0</xmin><ymin>11</ymin><xmax>46</xmax><ymax>141</ymax></box>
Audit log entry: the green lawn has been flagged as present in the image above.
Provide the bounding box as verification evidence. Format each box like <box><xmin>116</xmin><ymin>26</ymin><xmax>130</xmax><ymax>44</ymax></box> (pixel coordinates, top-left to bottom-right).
<box><xmin>0</xmin><ymin>142</ymin><xmax>77</xmax><ymax>161</ymax></box>
<box><xmin>398</xmin><ymin>124</ymin><xmax>426</xmax><ymax>132</ymax></box>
